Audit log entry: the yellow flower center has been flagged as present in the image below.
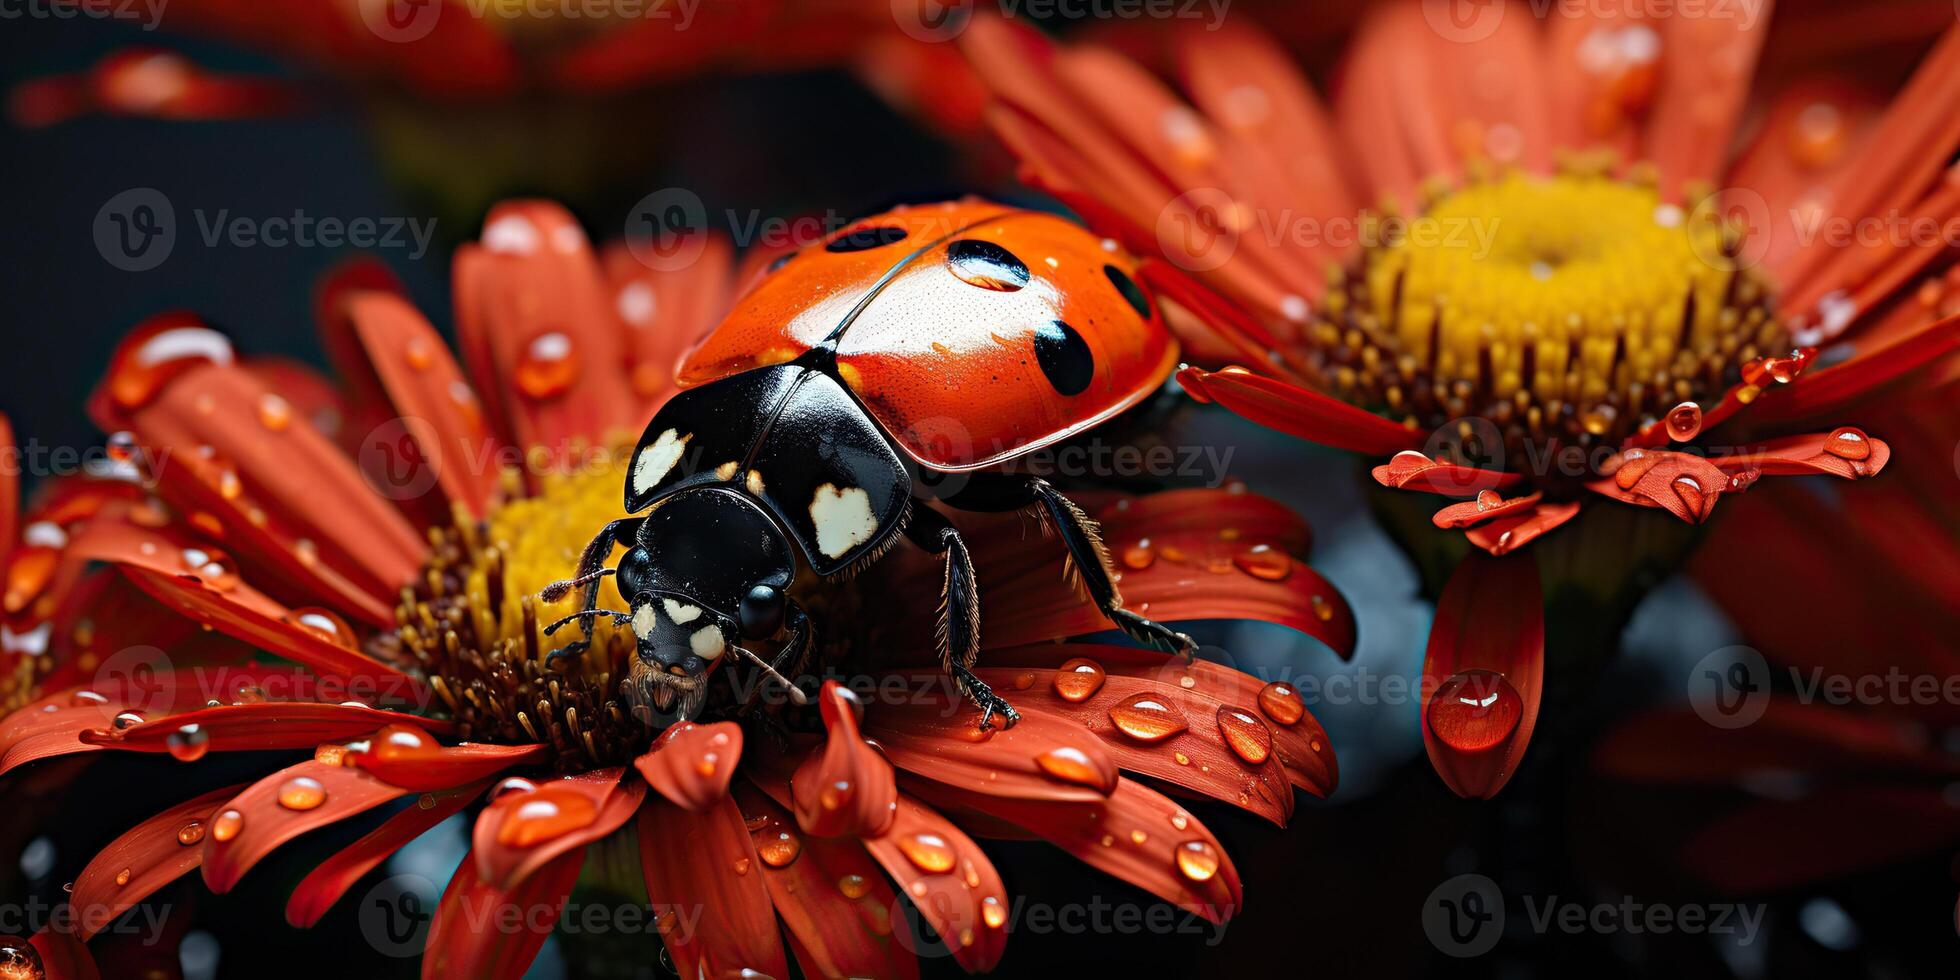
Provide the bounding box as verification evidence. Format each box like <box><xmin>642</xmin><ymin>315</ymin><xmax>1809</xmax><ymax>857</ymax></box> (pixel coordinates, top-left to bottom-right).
<box><xmin>387</xmin><ymin>460</ymin><xmax>647</xmax><ymax>769</ymax></box>
<box><xmin>1313</xmin><ymin>167</ymin><xmax>1786</xmax><ymax>478</ymax></box>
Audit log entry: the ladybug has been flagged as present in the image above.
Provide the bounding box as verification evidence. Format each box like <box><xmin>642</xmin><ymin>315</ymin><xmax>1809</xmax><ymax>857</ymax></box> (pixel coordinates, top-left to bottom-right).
<box><xmin>542</xmin><ymin>200</ymin><xmax>1190</xmax><ymax>728</ymax></box>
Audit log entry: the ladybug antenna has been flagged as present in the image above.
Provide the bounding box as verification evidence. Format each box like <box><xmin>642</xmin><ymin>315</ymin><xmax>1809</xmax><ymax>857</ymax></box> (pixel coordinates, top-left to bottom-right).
<box><xmin>737</xmin><ymin>646</ymin><xmax>808</xmax><ymax>705</ymax></box>
<box><xmin>539</xmin><ymin>568</ymin><xmax>614</xmax><ymax>603</ymax></box>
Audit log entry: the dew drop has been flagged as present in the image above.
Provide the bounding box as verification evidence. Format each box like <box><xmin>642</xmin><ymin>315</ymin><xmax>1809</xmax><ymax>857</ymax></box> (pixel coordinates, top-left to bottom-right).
<box><xmin>1130</xmin><ymin>830</ymin><xmax>1148</xmax><ymax>844</ymax></box>
<box><xmin>166</xmin><ymin>723</ymin><xmax>210</xmax><ymax>762</ymax></box>
<box><xmin>1664</xmin><ymin>401</ymin><xmax>1703</xmax><ymax>442</ymax></box>
<box><xmin>0</xmin><ymin>936</ymin><xmax>45</xmax><ymax>977</ymax></box>
<box><xmin>1474</xmin><ymin>489</ymin><xmax>1503</xmax><ymax>512</ymax></box>
<box><xmin>1011</xmin><ymin>672</ymin><xmax>1035</xmax><ymax>691</ymax></box>
<box><xmin>1174</xmin><ymin>840</ymin><xmax>1220</xmax><ymax>882</ymax></box>
<box><xmin>1173</xmin><ymin>752</ymin><xmax>1190</xmax><ymax>766</ymax></box>
<box><xmin>114</xmin><ymin>868</ymin><xmax>131</xmax><ymax>887</ymax></box>
<box><xmin>69</xmin><ymin>690</ymin><xmax>109</xmax><ymax>708</ymax></box>
<box><xmin>515</xmin><ymin>331</ymin><xmax>578</xmax><ymax>401</ymax></box>
<box><xmin>106</xmin><ymin>319</ymin><xmax>235</xmax><ymax>410</ymax></box>
<box><xmin>1672</xmin><ymin>474</ymin><xmax>1706</xmax><ymax>517</ymax></box>
<box><xmin>1257</xmin><ymin>681</ymin><xmax>1305</xmax><ymax>726</ymax></box>
<box><xmin>1034</xmin><ymin>746</ymin><xmax>1105</xmax><ymax>787</ymax></box>
<box><xmin>1120</xmin><ymin>541</ymin><xmax>1156</xmax><ymax>570</ymax></box>
<box><xmin>1426</xmin><ymin>670</ymin><xmax>1522</xmax><ymax>752</ymax></box>
<box><xmin>1310</xmin><ymin>594</ymin><xmax>1334</xmax><ymax>622</ymax></box>
<box><xmin>1169</xmin><ymin>811</ymin><xmax>1190</xmax><ymax>831</ymax></box>
<box><xmin>1107</xmin><ymin>694</ymin><xmax>1188</xmax><ymax>743</ymax></box>
<box><xmin>1609</xmin><ymin>449</ymin><xmax>1661</xmax><ymax>490</ymax></box>
<box><xmin>733</xmin><ymin>857</ymin><xmax>751</xmax><ymax>876</ymax></box>
<box><xmin>1051</xmin><ymin>658</ymin><xmax>1106</xmax><ymax>703</ymax></box>
<box><xmin>256</xmin><ymin>394</ymin><xmax>293</xmax><ymax>432</ymax></box>
<box><xmin>496</xmin><ymin>787</ymin><xmax>597</xmax><ymax>846</ymax></box>
<box><xmin>490</xmin><ymin>777</ymin><xmax>538</xmax><ymax>801</ymax></box>
<box><xmin>211</xmin><ymin>809</ymin><xmax>244</xmax><ymax>842</ymax></box>
<box><xmin>754</xmin><ymin>829</ymin><xmax>801</xmax><ymax>869</ymax></box>
<box><xmin>369</xmin><ymin>723</ymin><xmax>439</xmax><ymax>764</ymax></box>
<box><xmin>176</xmin><ymin>548</ymin><xmax>239</xmax><ymax>591</ymax></box>
<box><xmin>837</xmin><ymin>874</ymin><xmax>870</xmax><ymax>899</ymax></box>
<box><xmin>404</xmin><ymin>337</ymin><xmax>434</xmax><ymax>371</ymax></box>
<box><xmin>1215</xmin><ymin>707</ymin><xmax>1274</xmax><ymax>764</ymax></box>
<box><xmin>112</xmin><ymin>711</ymin><xmax>145</xmax><ymax>729</ymax></box>
<box><xmin>982</xmin><ymin>895</ymin><xmax>1007</xmax><ymax>928</ymax></box>
<box><xmin>286</xmin><ymin>607</ymin><xmax>357</xmax><ymax>649</ymax></box>
<box><xmin>897</xmin><ymin>833</ymin><xmax>957</xmax><ymax>874</ymax></box>
<box><xmin>176</xmin><ymin>820</ymin><xmax>204</xmax><ymax>846</ymax></box>
<box><xmin>106</xmin><ymin>431</ymin><xmax>138</xmax><ymax>463</ymax></box>
<box><xmin>277</xmin><ymin>776</ymin><xmax>327</xmax><ymax>811</ymax></box>
<box><xmin>1231</xmin><ymin>544</ymin><xmax>1291</xmax><ymax>581</ymax></box>
<box><xmin>1823</xmin><ymin>427</ymin><xmax>1870</xmax><ymax>460</ymax></box>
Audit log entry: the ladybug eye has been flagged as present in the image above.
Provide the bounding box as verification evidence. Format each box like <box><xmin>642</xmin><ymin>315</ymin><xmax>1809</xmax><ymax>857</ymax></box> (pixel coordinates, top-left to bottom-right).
<box><xmin>1103</xmin><ymin>265</ymin><xmax>1152</xmax><ymax>319</ymax></box>
<box><xmin>826</xmin><ymin>226</ymin><xmax>908</xmax><ymax>253</ymax></box>
<box><xmin>947</xmin><ymin>239</ymin><xmax>1030</xmax><ymax>291</ymax></box>
<box><xmin>1032</xmin><ymin>320</ymin><xmax>1094</xmax><ymax>396</ymax></box>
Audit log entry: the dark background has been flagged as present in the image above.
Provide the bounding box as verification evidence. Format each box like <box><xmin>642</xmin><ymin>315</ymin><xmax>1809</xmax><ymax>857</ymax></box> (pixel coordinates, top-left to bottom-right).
<box><xmin>2</xmin><ymin>8</ymin><xmax>1955</xmax><ymax>980</ymax></box>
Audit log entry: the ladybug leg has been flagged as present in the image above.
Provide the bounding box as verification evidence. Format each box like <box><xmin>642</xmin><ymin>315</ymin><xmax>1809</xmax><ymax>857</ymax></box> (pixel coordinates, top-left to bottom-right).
<box><xmin>1021</xmin><ymin>478</ymin><xmax>1199</xmax><ymax>663</ymax></box>
<box><xmin>904</xmin><ymin>502</ymin><xmax>1020</xmax><ymax>730</ymax></box>
<box><xmin>737</xmin><ymin>600</ymin><xmax>817</xmax><ymax>715</ymax></box>
<box><xmin>539</xmin><ymin>517</ymin><xmax>642</xmax><ymax>669</ymax></box>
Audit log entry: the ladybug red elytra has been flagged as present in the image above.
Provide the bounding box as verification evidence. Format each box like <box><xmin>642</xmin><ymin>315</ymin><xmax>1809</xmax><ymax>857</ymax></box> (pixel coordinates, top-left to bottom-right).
<box><xmin>543</xmin><ymin>200</ymin><xmax>1191</xmax><ymax>728</ymax></box>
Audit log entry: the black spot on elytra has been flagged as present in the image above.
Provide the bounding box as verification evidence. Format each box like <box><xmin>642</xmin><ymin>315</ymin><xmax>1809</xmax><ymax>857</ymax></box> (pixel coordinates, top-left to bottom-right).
<box><xmin>825</xmin><ymin>226</ymin><xmax>908</xmax><ymax>253</ymax></box>
<box><xmin>946</xmin><ymin>239</ymin><xmax>1030</xmax><ymax>291</ymax></box>
<box><xmin>1104</xmin><ymin>264</ymin><xmax>1152</xmax><ymax>319</ymax></box>
<box><xmin>1032</xmin><ymin>321</ymin><xmax>1094</xmax><ymax>396</ymax></box>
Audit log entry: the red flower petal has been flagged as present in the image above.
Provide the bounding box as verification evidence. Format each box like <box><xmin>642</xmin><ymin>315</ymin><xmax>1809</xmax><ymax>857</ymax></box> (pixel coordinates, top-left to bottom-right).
<box><xmin>81</xmin><ymin>701</ymin><xmax>453</xmax><ymax>756</ymax></box>
<box><xmin>2</xmin><ymin>667</ymin><xmax>316</xmax><ymax>776</ymax></box>
<box><xmin>792</xmin><ymin>682</ymin><xmax>897</xmax><ymax>838</ymax></box>
<box><xmin>69</xmin><ymin>521</ymin><xmax>418</xmax><ymax>691</ymax></box>
<box><xmin>1597</xmin><ymin>701</ymin><xmax>1960</xmax><ymax>785</ymax></box>
<box><xmin>1432</xmin><ymin>491</ymin><xmax>1543</xmax><ymax>529</ymax></box>
<box><xmin>341</xmin><ymin>292</ymin><xmax>503</xmax><ymax>520</ymax></box>
<box><xmin>9</xmin><ymin>49</ymin><xmax>299</xmax><ymax>127</ymax></box>
<box><xmin>71</xmin><ymin>783</ymin><xmax>245</xmax><ymax>940</ymax></box>
<box><xmin>453</xmin><ymin>201</ymin><xmax>639</xmax><ymax>460</ymax></box>
<box><xmin>93</xmin><ymin>353</ymin><xmax>426</xmax><ymax>623</ymax></box>
<box><xmin>1462</xmin><ymin>500</ymin><xmax>1581</xmax><ymax>557</ymax></box>
<box><xmin>972</xmin><ymin>667</ymin><xmax>1300</xmax><ymax>824</ymax></box>
<box><xmin>858</xmin><ymin>792</ymin><xmax>1011</xmax><ymax>973</ymax></box>
<box><xmin>910</xmin><ymin>776</ymin><xmax>1242</xmax><ymax>924</ymax></box>
<box><xmin>637</xmin><ymin>794</ymin><xmax>790</xmax><ymax>980</ymax></box>
<box><xmin>1585</xmin><ymin>450</ymin><xmax>1741</xmax><ymax>525</ymax></box>
<box><xmin>1682</xmin><ymin>787</ymin><xmax>1960</xmax><ymax>893</ymax></box>
<box><xmin>1372</xmin><ymin>450</ymin><xmax>1522</xmax><ymax>497</ymax></box>
<box><xmin>287</xmin><ymin>781</ymin><xmax>485</xmax><ymax>928</ymax></box>
<box><xmin>731</xmin><ymin>786</ymin><xmax>920</xmax><ymax>980</ymax></box>
<box><xmin>1179</xmin><ymin>367</ymin><xmax>1422</xmax><ymax>456</ymax></box>
<box><xmin>201</xmin><ymin>760</ymin><xmax>411</xmax><ymax>893</ymax></box>
<box><xmin>1420</xmin><ymin>553</ymin><xmax>1544</xmax><ymax>799</ymax></box>
<box><xmin>351</xmin><ymin>735</ymin><xmax>547</xmax><ymax>793</ymax></box>
<box><xmin>472</xmin><ymin>768</ymin><xmax>641</xmax><ymax>891</ymax></box>
<box><xmin>599</xmin><ymin>237</ymin><xmax>734</xmax><ymax>412</ymax></box>
<box><xmin>634</xmin><ymin>720</ymin><xmax>743</xmax><ymax>812</ymax></box>
<box><xmin>27</xmin><ymin>927</ymin><xmax>98</xmax><ymax>980</ymax></box>
<box><xmin>1710</xmin><ymin>428</ymin><xmax>1891</xmax><ymax>479</ymax></box>
<box><xmin>422</xmin><ymin>847</ymin><xmax>584</xmax><ymax>980</ymax></box>
<box><xmin>864</xmin><ymin>690</ymin><xmax>1119</xmax><ymax>802</ymax></box>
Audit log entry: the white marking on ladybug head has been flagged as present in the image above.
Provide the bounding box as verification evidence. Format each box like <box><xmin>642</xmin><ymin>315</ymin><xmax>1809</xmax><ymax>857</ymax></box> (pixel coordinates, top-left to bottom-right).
<box><xmin>714</xmin><ymin>460</ymin><xmax>740</xmax><ymax>481</ymax></box>
<box><xmin>690</xmin><ymin>624</ymin><xmax>726</xmax><ymax>661</ymax></box>
<box><xmin>631</xmin><ymin>603</ymin><xmax>659</xmax><ymax>640</ymax></box>
<box><xmin>746</xmin><ymin>470</ymin><xmax>765</xmax><ymax>495</ymax></box>
<box><xmin>809</xmin><ymin>483</ymin><xmax>878</xmax><ymax>558</ymax></box>
<box><xmin>662</xmin><ymin>598</ymin><xmax>702</xmax><ymax>625</ymax></box>
<box><xmin>632</xmin><ymin>429</ymin><xmax>688</xmax><ymax>497</ymax></box>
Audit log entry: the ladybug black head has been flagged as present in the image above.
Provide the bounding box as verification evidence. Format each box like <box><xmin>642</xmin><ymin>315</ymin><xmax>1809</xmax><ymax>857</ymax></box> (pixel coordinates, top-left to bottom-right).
<box><xmin>617</xmin><ymin>486</ymin><xmax>795</xmax><ymax>720</ymax></box>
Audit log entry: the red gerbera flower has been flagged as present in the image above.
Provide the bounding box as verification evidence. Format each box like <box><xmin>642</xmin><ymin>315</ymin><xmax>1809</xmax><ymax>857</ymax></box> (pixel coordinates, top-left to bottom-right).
<box><xmin>956</xmin><ymin>3</ymin><xmax>1960</xmax><ymax>799</ymax></box>
<box><xmin>0</xmin><ymin>201</ymin><xmax>1353</xmax><ymax>977</ymax></box>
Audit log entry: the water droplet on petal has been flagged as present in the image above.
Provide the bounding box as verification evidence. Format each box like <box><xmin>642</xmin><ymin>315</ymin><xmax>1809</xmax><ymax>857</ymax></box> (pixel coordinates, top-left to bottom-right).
<box><xmin>176</xmin><ymin>820</ymin><xmax>204</xmax><ymax>846</ymax></box>
<box><xmin>1121</xmin><ymin>541</ymin><xmax>1156</xmax><ymax>570</ymax></box>
<box><xmin>733</xmin><ymin>857</ymin><xmax>751</xmax><ymax>876</ymax></box>
<box><xmin>404</xmin><ymin>337</ymin><xmax>434</xmax><ymax>371</ymax></box>
<box><xmin>837</xmin><ymin>874</ymin><xmax>870</xmax><ymax>899</ymax></box>
<box><xmin>897</xmin><ymin>833</ymin><xmax>957</xmax><ymax>873</ymax></box>
<box><xmin>1427</xmin><ymin>670</ymin><xmax>1522</xmax><ymax>752</ymax></box>
<box><xmin>982</xmin><ymin>895</ymin><xmax>1007</xmax><ymax>928</ymax></box>
<box><xmin>1215</xmin><ymin>707</ymin><xmax>1273</xmax><ymax>764</ymax></box>
<box><xmin>1665</xmin><ymin>401</ymin><xmax>1703</xmax><ymax>442</ymax></box>
<box><xmin>112</xmin><ymin>711</ymin><xmax>145</xmax><ymax>729</ymax></box>
<box><xmin>1107</xmin><ymin>694</ymin><xmax>1188</xmax><ymax>743</ymax></box>
<box><xmin>256</xmin><ymin>394</ymin><xmax>293</xmax><ymax>431</ymax></box>
<box><xmin>1034</xmin><ymin>746</ymin><xmax>1106</xmax><ymax>787</ymax></box>
<box><xmin>106</xmin><ymin>318</ymin><xmax>235</xmax><ymax>410</ymax></box>
<box><xmin>114</xmin><ymin>868</ymin><xmax>131</xmax><ymax>886</ymax></box>
<box><xmin>69</xmin><ymin>690</ymin><xmax>108</xmax><ymax>708</ymax></box>
<box><xmin>1257</xmin><ymin>681</ymin><xmax>1304</xmax><ymax>726</ymax></box>
<box><xmin>490</xmin><ymin>777</ymin><xmax>537</xmax><ymax>801</ymax></box>
<box><xmin>1232</xmin><ymin>544</ymin><xmax>1291</xmax><ymax>581</ymax></box>
<box><xmin>496</xmin><ymin>787</ymin><xmax>597</xmax><ymax>846</ymax></box>
<box><xmin>754</xmin><ymin>829</ymin><xmax>801</xmax><ymax>868</ymax></box>
<box><xmin>285</xmin><ymin>607</ymin><xmax>357</xmax><ymax>649</ymax></box>
<box><xmin>176</xmin><ymin>548</ymin><xmax>238</xmax><ymax>591</ymax></box>
<box><xmin>1609</xmin><ymin>449</ymin><xmax>1661</xmax><ymax>490</ymax></box>
<box><xmin>106</xmin><ymin>431</ymin><xmax>138</xmax><ymax>463</ymax></box>
<box><xmin>370</xmin><ymin>723</ymin><xmax>439</xmax><ymax>764</ymax></box>
<box><xmin>1175</xmin><ymin>840</ymin><xmax>1220</xmax><ymax>882</ymax></box>
<box><xmin>1824</xmin><ymin>427</ymin><xmax>1870</xmax><ymax>460</ymax></box>
<box><xmin>1672</xmin><ymin>474</ymin><xmax>1707</xmax><ymax>518</ymax></box>
<box><xmin>1052</xmin><ymin>658</ymin><xmax>1106</xmax><ymax>703</ymax></box>
<box><xmin>211</xmin><ymin>809</ymin><xmax>244</xmax><ymax>842</ymax></box>
<box><xmin>0</xmin><ymin>938</ymin><xmax>43</xmax><ymax>978</ymax></box>
<box><xmin>277</xmin><ymin>776</ymin><xmax>326</xmax><ymax>811</ymax></box>
<box><xmin>166</xmin><ymin>723</ymin><xmax>209</xmax><ymax>762</ymax></box>
<box><xmin>515</xmin><ymin>331</ymin><xmax>578</xmax><ymax>401</ymax></box>
<box><xmin>1130</xmin><ymin>830</ymin><xmax>1148</xmax><ymax>844</ymax></box>
<box><xmin>1169</xmin><ymin>811</ymin><xmax>1189</xmax><ymax>831</ymax></box>
<box><xmin>1474</xmin><ymin>489</ymin><xmax>1503</xmax><ymax>511</ymax></box>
